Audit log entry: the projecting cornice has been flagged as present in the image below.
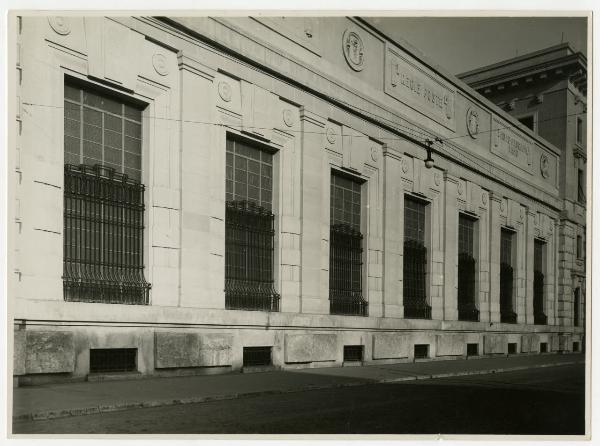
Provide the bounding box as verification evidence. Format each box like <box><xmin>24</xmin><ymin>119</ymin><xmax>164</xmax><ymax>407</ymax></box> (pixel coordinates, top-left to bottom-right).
<box><xmin>458</xmin><ymin>44</ymin><xmax>587</xmax><ymax>96</ymax></box>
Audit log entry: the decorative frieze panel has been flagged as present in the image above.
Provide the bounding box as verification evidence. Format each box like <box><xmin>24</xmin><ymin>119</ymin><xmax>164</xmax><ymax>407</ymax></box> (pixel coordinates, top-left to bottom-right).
<box><xmin>385</xmin><ymin>44</ymin><xmax>456</xmax><ymax>131</ymax></box>
<box><xmin>491</xmin><ymin>117</ymin><xmax>534</xmax><ymax>175</ymax></box>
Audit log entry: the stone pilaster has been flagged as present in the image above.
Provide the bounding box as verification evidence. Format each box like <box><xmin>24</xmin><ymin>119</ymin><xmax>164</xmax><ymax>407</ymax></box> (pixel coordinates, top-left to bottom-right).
<box><xmin>442</xmin><ymin>173</ymin><xmax>459</xmax><ymax>321</ymax></box>
<box><xmin>488</xmin><ymin>192</ymin><xmax>502</xmax><ymax>323</ymax></box>
<box><xmin>382</xmin><ymin>148</ymin><xmax>404</xmax><ymax>318</ymax></box>
<box><xmin>299</xmin><ymin>108</ymin><xmax>329</xmax><ymax>314</ymax></box>
<box><xmin>178</xmin><ymin>57</ymin><xmax>223</xmax><ymax>309</ymax></box>
<box><xmin>525</xmin><ymin>210</ymin><xmax>536</xmax><ymax>324</ymax></box>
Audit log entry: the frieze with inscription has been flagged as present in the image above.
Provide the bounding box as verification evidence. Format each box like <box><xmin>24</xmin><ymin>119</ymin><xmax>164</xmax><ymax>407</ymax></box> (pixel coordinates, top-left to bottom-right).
<box><xmin>385</xmin><ymin>46</ymin><xmax>455</xmax><ymax>131</ymax></box>
<box><xmin>491</xmin><ymin>118</ymin><xmax>533</xmax><ymax>174</ymax></box>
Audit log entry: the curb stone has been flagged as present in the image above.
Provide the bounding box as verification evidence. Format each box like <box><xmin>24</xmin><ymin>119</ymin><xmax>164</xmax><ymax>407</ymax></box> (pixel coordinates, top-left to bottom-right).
<box><xmin>13</xmin><ymin>359</ymin><xmax>583</xmax><ymax>423</ymax></box>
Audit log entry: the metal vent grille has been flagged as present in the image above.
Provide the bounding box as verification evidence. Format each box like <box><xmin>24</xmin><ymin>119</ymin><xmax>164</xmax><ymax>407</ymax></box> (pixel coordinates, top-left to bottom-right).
<box><xmin>243</xmin><ymin>346</ymin><xmax>272</xmax><ymax>367</ymax></box>
<box><xmin>466</xmin><ymin>343</ymin><xmax>479</xmax><ymax>357</ymax></box>
<box><xmin>414</xmin><ymin>344</ymin><xmax>429</xmax><ymax>359</ymax></box>
<box><xmin>508</xmin><ymin>343</ymin><xmax>518</xmax><ymax>355</ymax></box>
<box><xmin>343</xmin><ymin>345</ymin><xmax>364</xmax><ymax>362</ymax></box>
<box><xmin>90</xmin><ymin>348</ymin><xmax>137</xmax><ymax>373</ymax></box>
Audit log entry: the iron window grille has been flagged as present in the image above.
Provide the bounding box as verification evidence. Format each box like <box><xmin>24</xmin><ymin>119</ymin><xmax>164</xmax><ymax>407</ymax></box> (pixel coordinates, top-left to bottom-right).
<box><xmin>500</xmin><ymin>229</ymin><xmax>517</xmax><ymax>323</ymax></box>
<box><xmin>457</xmin><ymin>215</ymin><xmax>479</xmax><ymax>322</ymax></box>
<box><xmin>63</xmin><ymin>83</ymin><xmax>150</xmax><ymax>304</ymax></box>
<box><xmin>533</xmin><ymin>240</ymin><xmax>547</xmax><ymax>325</ymax></box>
<box><xmin>574</xmin><ymin>287</ymin><xmax>580</xmax><ymax>327</ymax></box>
<box><xmin>329</xmin><ymin>173</ymin><xmax>367</xmax><ymax>316</ymax></box>
<box><xmin>225</xmin><ymin>138</ymin><xmax>279</xmax><ymax>312</ymax></box>
<box><xmin>403</xmin><ymin>197</ymin><xmax>431</xmax><ymax>319</ymax></box>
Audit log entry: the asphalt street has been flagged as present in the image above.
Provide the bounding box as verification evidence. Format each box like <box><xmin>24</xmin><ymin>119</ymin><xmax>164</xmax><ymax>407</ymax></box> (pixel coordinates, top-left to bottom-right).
<box><xmin>13</xmin><ymin>363</ymin><xmax>585</xmax><ymax>435</ymax></box>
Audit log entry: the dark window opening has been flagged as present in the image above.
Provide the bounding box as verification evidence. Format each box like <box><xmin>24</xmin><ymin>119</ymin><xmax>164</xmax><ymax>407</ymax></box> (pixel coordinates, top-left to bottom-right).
<box><xmin>63</xmin><ymin>83</ymin><xmax>150</xmax><ymax>305</ymax></box>
<box><xmin>534</xmin><ymin>240</ymin><xmax>547</xmax><ymax>325</ymax></box>
<box><xmin>577</xmin><ymin>235</ymin><xmax>583</xmax><ymax>259</ymax></box>
<box><xmin>243</xmin><ymin>346</ymin><xmax>272</xmax><ymax>367</ymax></box>
<box><xmin>343</xmin><ymin>345</ymin><xmax>364</xmax><ymax>362</ymax></box>
<box><xmin>540</xmin><ymin>342</ymin><xmax>548</xmax><ymax>353</ymax></box>
<box><xmin>225</xmin><ymin>138</ymin><xmax>279</xmax><ymax>312</ymax></box>
<box><xmin>466</xmin><ymin>343</ymin><xmax>479</xmax><ymax>357</ymax></box>
<box><xmin>574</xmin><ymin>287</ymin><xmax>580</xmax><ymax>327</ymax></box>
<box><xmin>578</xmin><ymin>168</ymin><xmax>585</xmax><ymax>204</ymax></box>
<box><xmin>404</xmin><ymin>197</ymin><xmax>431</xmax><ymax>319</ymax></box>
<box><xmin>329</xmin><ymin>172</ymin><xmax>367</xmax><ymax>316</ymax></box>
<box><xmin>90</xmin><ymin>348</ymin><xmax>137</xmax><ymax>373</ymax></box>
<box><xmin>573</xmin><ymin>342</ymin><xmax>580</xmax><ymax>352</ymax></box>
<box><xmin>518</xmin><ymin>115</ymin><xmax>534</xmax><ymax>131</ymax></box>
<box><xmin>458</xmin><ymin>214</ymin><xmax>479</xmax><ymax>321</ymax></box>
<box><xmin>414</xmin><ymin>344</ymin><xmax>429</xmax><ymax>359</ymax></box>
<box><xmin>500</xmin><ymin>229</ymin><xmax>517</xmax><ymax>323</ymax></box>
<box><xmin>508</xmin><ymin>343</ymin><xmax>518</xmax><ymax>355</ymax></box>
<box><xmin>576</xmin><ymin>117</ymin><xmax>583</xmax><ymax>145</ymax></box>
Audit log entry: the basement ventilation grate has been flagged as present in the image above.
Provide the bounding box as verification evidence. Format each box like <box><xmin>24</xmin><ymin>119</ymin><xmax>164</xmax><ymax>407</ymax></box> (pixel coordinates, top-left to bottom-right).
<box><xmin>343</xmin><ymin>345</ymin><xmax>364</xmax><ymax>362</ymax></box>
<box><xmin>89</xmin><ymin>348</ymin><xmax>137</xmax><ymax>373</ymax></box>
<box><xmin>243</xmin><ymin>346</ymin><xmax>272</xmax><ymax>367</ymax></box>
<box><xmin>414</xmin><ymin>344</ymin><xmax>429</xmax><ymax>359</ymax></box>
<box><xmin>466</xmin><ymin>343</ymin><xmax>479</xmax><ymax>357</ymax></box>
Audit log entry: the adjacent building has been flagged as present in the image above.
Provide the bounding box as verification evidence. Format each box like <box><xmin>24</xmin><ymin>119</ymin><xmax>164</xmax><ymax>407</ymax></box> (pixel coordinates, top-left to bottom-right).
<box><xmin>10</xmin><ymin>16</ymin><xmax>586</xmax><ymax>384</ymax></box>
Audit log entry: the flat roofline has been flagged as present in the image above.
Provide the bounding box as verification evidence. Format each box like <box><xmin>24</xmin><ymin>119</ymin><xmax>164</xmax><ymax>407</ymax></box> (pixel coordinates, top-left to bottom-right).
<box><xmin>457</xmin><ymin>43</ymin><xmax>586</xmax><ymax>79</ymax></box>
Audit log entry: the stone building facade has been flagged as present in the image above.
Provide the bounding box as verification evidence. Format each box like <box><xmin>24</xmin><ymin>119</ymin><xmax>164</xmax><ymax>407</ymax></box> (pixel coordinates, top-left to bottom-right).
<box><xmin>9</xmin><ymin>16</ymin><xmax>584</xmax><ymax>383</ymax></box>
<box><xmin>458</xmin><ymin>43</ymin><xmax>587</xmax><ymax>348</ymax></box>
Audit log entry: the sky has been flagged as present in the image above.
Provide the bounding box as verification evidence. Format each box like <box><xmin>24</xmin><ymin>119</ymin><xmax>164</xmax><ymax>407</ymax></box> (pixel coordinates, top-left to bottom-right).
<box><xmin>366</xmin><ymin>16</ymin><xmax>588</xmax><ymax>75</ymax></box>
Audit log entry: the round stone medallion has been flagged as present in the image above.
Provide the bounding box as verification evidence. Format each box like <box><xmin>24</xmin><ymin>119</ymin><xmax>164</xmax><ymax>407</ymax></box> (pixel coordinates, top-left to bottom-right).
<box><xmin>152</xmin><ymin>53</ymin><xmax>169</xmax><ymax>76</ymax></box>
<box><xmin>540</xmin><ymin>154</ymin><xmax>550</xmax><ymax>178</ymax></box>
<box><xmin>48</xmin><ymin>17</ymin><xmax>71</xmax><ymax>35</ymax></box>
<box><xmin>326</xmin><ymin>127</ymin><xmax>337</xmax><ymax>144</ymax></box>
<box><xmin>283</xmin><ymin>109</ymin><xmax>294</xmax><ymax>127</ymax></box>
<box><xmin>218</xmin><ymin>81</ymin><xmax>232</xmax><ymax>102</ymax></box>
<box><xmin>342</xmin><ymin>29</ymin><xmax>365</xmax><ymax>72</ymax></box>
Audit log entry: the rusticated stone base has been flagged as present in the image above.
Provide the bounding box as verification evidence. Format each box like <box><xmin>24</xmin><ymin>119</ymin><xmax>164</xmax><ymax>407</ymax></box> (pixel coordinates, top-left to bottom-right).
<box><xmin>484</xmin><ymin>334</ymin><xmax>507</xmax><ymax>354</ymax></box>
<box><xmin>154</xmin><ymin>332</ymin><xmax>232</xmax><ymax>368</ymax></box>
<box><xmin>14</xmin><ymin>330</ymin><xmax>75</xmax><ymax>375</ymax></box>
<box><xmin>372</xmin><ymin>333</ymin><xmax>410</xmax><ymax>359</ymax></box>
<box><xmin>521</xmin><ymin>334</ymin><xmax>540</xmax><ymax>353</ymax></box>
<box><xmin>284</xmin><ymin>333</ymin><xmax>337</xmax><ymax>363</ymax></box>
<box><xmin>436</xmin><ymin>334</ymin><xmax>465</xmax><ymax>356</ymax></box>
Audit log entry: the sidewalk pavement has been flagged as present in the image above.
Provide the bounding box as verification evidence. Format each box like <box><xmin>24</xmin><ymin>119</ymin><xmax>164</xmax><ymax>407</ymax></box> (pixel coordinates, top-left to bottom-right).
<box><xmin>12</xmin><ymin>353</ymin><xmax>584</xmax><ymax>422</ymax></box>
